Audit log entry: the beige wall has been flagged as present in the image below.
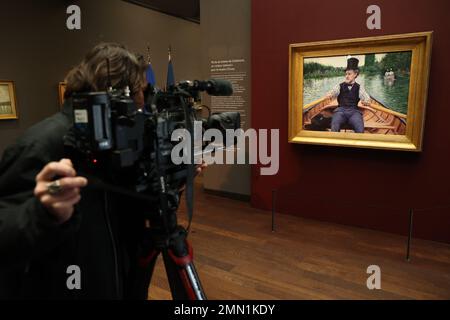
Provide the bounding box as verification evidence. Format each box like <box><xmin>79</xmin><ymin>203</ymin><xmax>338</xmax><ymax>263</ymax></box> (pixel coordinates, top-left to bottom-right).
<box><xmin>201</xmin><ymin>0</ymin><xmax>252</xmax><ymax>197</ymax></box>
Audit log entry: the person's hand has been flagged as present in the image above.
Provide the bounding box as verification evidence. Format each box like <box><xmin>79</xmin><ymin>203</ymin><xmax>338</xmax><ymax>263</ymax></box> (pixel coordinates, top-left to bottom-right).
<box><xmin>34</xmin><ymin>159</ymin><xmax>88</xmax><ymax>224</ymax></box>
<box><xmin>196</xmin><ymin>161</ymin><xmax>208</xmax><ymax>176</ymax></box>
<box><xmin>178</xmin><ymin>162</ymin><xmax>208</xmax><ymax>192</ymax></box>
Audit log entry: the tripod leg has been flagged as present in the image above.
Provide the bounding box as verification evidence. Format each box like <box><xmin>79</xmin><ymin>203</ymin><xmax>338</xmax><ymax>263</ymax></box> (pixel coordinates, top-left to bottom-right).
<box><xmin>163</xmin><ymin>239</ymin><xmax>207</xmax><ymax>300</ymax></box>
<box><xmin>127</xmin><ymin>248</ymin><xmax>160</xmax><ymax>299</ymax></box>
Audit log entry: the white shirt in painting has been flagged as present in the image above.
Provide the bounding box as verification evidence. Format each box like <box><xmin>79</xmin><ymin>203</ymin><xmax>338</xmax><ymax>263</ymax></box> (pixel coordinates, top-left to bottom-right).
<box><xmin>327</xmin><ymin>82</ymin><xmax>371</xmax><ymax>104</ymax></box>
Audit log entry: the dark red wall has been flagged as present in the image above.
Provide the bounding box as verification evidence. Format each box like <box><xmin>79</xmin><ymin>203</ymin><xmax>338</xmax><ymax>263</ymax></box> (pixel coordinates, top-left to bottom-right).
<box><xmin>251</xmin><ymin>0</ymin><xmax>450</xmax><ymax>243</ymax></box>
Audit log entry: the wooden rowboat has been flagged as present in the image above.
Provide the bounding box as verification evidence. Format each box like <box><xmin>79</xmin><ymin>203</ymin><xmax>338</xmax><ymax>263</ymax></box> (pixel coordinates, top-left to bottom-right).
<box><xmin>303</xmin><ymin>96</ymin><xmax>407</xmax><ymax>135</ymax></box>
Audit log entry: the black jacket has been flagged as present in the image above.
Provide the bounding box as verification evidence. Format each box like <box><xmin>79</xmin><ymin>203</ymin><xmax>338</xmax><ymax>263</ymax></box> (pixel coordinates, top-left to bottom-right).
<box><xmin>0</xmin><ymin>101</ymin><xmax>146</xmax><ymax>299</ymax></box>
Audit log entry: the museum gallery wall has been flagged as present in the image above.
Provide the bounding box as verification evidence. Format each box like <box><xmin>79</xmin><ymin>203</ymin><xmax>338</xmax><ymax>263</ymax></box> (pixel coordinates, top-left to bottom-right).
<box><xmin>251</xmin><ymin>0</ymin><xmax>450</xmax><ymax>243</ymax></box>
<box><xmin>0</xmin><ymin>0</ymin><xmax>201</xmax><ymax>155</ymax></box>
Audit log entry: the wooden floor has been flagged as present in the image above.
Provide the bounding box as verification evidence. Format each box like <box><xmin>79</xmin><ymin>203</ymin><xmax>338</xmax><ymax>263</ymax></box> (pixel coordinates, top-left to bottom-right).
<box><xmin>148</xmin><ymin>179</ymin><xmax>450</xmax><ymax>300</ymax></box>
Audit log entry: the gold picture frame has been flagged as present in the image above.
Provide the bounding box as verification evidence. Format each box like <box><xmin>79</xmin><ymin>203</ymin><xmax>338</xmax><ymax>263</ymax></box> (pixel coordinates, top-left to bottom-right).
<box><xmin>58</xmin><ymin>82</ymin><xmax>67</xmax><ymax>107</ymax></box>
<box><xmin>0</xmin><ymin>80</ymin><xmax>18</xmax><ymax>120</ymax></box>
<box><xmin>288</xmin><ymin>31</ymin><xmax>433</xmax><ymax>152</ymax></box>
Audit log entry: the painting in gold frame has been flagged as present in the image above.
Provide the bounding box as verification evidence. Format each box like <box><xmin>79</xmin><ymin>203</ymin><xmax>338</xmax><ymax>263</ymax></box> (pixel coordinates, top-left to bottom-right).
<box><xmin>0</xmin><ymin>80</ymin><xmax>18</xmax><ymax>120</ymax></box>
<box><xmin>288</xmin><ymin>32</ymin><xmax>433</xmax><ymax>152</ymax></box>
<box><xmin>58</xmin><ymin>82</ymin><xmax>67</xmax><ymax>107</ymax></box>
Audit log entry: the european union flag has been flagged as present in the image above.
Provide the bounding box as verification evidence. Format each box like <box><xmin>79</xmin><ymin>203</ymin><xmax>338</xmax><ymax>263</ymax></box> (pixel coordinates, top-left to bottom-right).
<box><xmin>166</xmin><ymin>47</ymin><xmax>175</xmax><ymax>88</ymax></box>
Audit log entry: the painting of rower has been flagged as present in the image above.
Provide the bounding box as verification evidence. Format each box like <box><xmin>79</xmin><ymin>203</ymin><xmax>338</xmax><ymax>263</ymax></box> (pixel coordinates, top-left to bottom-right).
<box><xmin>302</xmin><ymin>51</ymin><xmax>412</xmax><ymax>135</ymax></box>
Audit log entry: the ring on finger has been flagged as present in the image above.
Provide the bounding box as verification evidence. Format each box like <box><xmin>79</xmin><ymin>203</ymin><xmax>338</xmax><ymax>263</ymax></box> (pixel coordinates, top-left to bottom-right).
<box><xmin>47</xmin><ymin>180</ymin><xmax>63</xmax><ymax>195</ymax></box>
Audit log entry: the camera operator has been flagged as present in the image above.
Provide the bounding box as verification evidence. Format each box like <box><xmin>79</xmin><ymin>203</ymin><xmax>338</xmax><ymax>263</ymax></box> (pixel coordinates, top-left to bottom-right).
<box><xmin>0</xmin><ymin>43</ymin><xmax>204</xmax><ymax>299</ymax></box>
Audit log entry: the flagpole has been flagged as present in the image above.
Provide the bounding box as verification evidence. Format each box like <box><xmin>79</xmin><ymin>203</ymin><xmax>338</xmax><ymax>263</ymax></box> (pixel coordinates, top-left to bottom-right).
<box><xmin>166</xmin><ymin>45</ymin><xmax>175</xmax><ymax>89</ymax></box>
<box><xmin>146</xmin><ymin>45</ymin><xmax>156</xmax><ymax>86</ymax></box>
<box><xmin>147</xmin><ymin>45</ymin><xmax>151</xmax><ymax>65</ymax></box>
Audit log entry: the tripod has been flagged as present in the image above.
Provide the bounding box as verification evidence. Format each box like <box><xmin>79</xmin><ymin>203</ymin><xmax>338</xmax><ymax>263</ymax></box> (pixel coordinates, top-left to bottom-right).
<box><xmin>127</xmin><ymin>94</ymin><xmax>207</xmax><ymax>300</ymax></box>
<box><xmin>127</xmin><ymin>188</ymin><xmax>207</xmax><ymax>300</ymax></box>
<box><xmin>70</xmin><ymin>89</ymin><xmax>209</xmax><ymax>300</ymax></box>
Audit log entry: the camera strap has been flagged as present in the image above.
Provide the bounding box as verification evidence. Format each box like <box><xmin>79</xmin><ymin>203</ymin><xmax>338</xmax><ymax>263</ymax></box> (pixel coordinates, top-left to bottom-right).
<box><xmin>183</xmin><ymin>97</ymin><xmax>195</xmax><ymax>233</ymax></box>
<box><xmin>82</xmin><ymin>173</ymin><xmax>159</xmax><ymax>204</ymax></box>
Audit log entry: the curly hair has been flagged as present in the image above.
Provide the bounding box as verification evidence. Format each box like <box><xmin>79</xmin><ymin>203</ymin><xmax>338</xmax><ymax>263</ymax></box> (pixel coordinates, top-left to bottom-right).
<box><xmin>64</xmin><ymin>43</ymin><xmax>146</xmax><ymax>98</ymax></box>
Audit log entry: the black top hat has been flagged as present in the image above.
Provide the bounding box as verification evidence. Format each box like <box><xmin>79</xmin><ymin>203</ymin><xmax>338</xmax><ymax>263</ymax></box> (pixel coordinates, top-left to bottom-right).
<box><xmin>345</xmin><ymin>57</ymin><xmax>359</xmax><ymax>71</ymax></box>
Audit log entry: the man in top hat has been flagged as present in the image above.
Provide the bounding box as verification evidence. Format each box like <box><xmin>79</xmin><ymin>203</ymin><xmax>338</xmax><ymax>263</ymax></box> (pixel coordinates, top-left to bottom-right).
<box><xmin>326</xmin><ymin>57</ymin><xmax>371</xmax><ymax>133</ymax></box>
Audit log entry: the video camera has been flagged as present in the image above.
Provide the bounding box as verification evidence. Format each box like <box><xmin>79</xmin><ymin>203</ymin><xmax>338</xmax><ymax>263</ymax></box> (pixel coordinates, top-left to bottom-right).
<box><xmin>61</xmin><ymin>65</ymin><xmax>241</xmax><ymax>299</ymax></box>
<box><xmin>67</xmin><ymin>79</ymin><xmax>240</xmax><ymax>199</ymax></box>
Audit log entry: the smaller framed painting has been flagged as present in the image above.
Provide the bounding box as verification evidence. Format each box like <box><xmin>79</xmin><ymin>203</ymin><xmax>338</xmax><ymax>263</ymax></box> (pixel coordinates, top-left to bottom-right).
<box><xmin>58</xmin><ymin>82</ymin><xmax>67</xmax><ymax>107</ymax></box>
<box><xmin>0</xmin><ymin>80</ymin><xmax>18</xmax><ymax>120</ymax></box>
